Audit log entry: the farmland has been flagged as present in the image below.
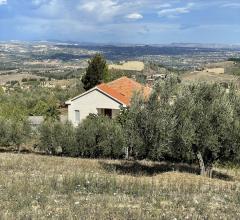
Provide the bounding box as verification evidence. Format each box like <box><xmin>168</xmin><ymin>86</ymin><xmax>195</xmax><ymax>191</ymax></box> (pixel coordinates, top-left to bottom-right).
<box><xmin>0</xmin><ymin>153</ymin><xmax>239</xmax><ymax>219</ymax></box>
<box><xmin>0</xmin><ymin>73</ymin><xmax>43</xmax><ymax>85</ymax></box>
<box><xmin>181</xmin><ymin>69</ymin><xmax>240</xmax><ymax>85</ymax></box>
<box><xmin>109</xmin><ymin>61</ymin><xmax>145</xmax><ymax>71</ymax></box>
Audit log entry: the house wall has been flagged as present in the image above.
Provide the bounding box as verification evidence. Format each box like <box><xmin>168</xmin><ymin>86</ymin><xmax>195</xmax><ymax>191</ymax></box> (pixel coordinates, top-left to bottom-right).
<box><xmin>68</xmin><ymin>89</ymin><xmax>123</xmax><ymax>126</ymax></box>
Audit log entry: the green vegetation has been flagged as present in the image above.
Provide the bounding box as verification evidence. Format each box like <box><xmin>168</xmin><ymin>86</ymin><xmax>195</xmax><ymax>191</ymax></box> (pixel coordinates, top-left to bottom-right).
<box><xmin>33</xmin><ymin>68</ymin><xmax>86</xmax><ymax>80</ymax></box>
<box><xmin>226</xmin><ymin>65</ymin><xmax>240</xmax><ymax>76</ymax></box>
<box><xmin>30</xmin><ymin>76</ymin><xmax>240</xmax><ymax>178</ymax></box>
<box><xmin>1</xmin><ymin>74</ymin><xmax>240</xmax><ymax>178</ymax></box>
<box><xmin>0</xmin><ymin>81</ymin><xmax>83</xmax><ymax>117</ymax></box>
<box><xmin>38</xmin><ymin>116</ymin><xmax>124</xmax><ymax>158</ymax></box>
<box><xmin>82</xmin><ymin>54</ymin><xmax>110</xmax><ymax>90</ymax></box>
<box><xmin>0</xmin><ymin>118</ymin><xmax>30</xmax><ymax>152</ymax></box>
<box><xmin>228</xmin><ymin>58</ymin><xmax>240</xmax><ymax>62</ymax></box>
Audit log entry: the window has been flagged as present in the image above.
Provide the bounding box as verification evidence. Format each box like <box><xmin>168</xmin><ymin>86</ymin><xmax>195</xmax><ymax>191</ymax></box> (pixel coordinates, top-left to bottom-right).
<box><xmin>97</xmin><ymin>108</ymin><xmax>113</xmax><ymax>118</ymax></box>
<box><xmin>75</xmin><ymin>110</ymin><xmax>80</xmax><ymax>123</ymax></box>
<box><xmin>104</xmin><ymin>109</ymin><xmax>112</xmax><ymax>118</ymax></box>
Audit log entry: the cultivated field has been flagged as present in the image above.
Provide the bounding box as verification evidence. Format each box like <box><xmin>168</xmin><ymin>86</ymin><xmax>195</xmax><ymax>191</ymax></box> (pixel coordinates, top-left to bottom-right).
<box><xmin>181</xmin><ymin>69</ymin><xmax>240</xmax><ymax>85</ymax></box>
<box><xmin>109</xmin><ymin>61</ymin><xmax>145</xmax><ymax>71</ymax></box>
<box><xmin>0</xmin><ymin>153</ymin><xmax>239</xmax><ymax>219</ymax></box>
<box><xmin>0</xmin><ymin>73</ymin><xmax>42</xmax><ymax>85</ymax></box>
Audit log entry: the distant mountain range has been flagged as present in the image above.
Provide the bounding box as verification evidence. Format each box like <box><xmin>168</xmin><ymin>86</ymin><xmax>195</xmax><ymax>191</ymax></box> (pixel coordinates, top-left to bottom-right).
<box><xmin>1</xmin><ymin>40</ymin><xmax>240</xmax><ymax>49</ymax></box>
<box><xmin>48</xmin><ymin>41</ymin><xmax>240</xmax><ymax>49</ymax></box>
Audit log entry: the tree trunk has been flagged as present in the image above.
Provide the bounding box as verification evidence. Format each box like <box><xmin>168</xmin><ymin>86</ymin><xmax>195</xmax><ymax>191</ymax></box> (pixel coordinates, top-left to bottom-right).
<box><xmin>206</xmin><ymin>165</ymin><xmax>213</xmax><ymax>178</ymax></box>
<box><xmin>18</xmin><ymin>145</ymin><xmax>21</xmax><ymax>154</ymax></box>
<box><xmin>197</xmin><ymin>151</ymin><xmax>206</xmax><ymax>176</ymax></box>
<box><xmin>125</xmin><ymin>147</ymin><xmax>129</xmax><ymax>160</ymax></box>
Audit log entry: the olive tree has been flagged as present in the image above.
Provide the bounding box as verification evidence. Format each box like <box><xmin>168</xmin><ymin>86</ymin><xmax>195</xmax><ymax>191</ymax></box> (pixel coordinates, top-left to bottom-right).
<box><xmin>121</xmin><ymin>75</ymin><xmax>179</xmax><ymax>160</ymax></box>
<box><xmin>38</xmin><ymin>121</ymin><xmax>76</xmax><ymax>155</ymax></box>
<box><xmin>76</xmin><ymin>115</ymin><xmax>125</xmax><ymax>158</ymax></box>
<box><xmin>173</xmin><ymin>83</ymin><xmax>236</xmax><ymax>177</ymax></box>
<box><xmin>0</xmin><ymin>118</ymin><xmax>30</xmax><ymax>152</ymax></box>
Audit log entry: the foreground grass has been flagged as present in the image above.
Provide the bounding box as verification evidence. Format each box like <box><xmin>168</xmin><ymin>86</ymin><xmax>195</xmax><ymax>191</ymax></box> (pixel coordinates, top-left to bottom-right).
<box><xmin>0</xmin><ymin>153</ymin><xmax>239</xmax><ymax>219</ymax></box>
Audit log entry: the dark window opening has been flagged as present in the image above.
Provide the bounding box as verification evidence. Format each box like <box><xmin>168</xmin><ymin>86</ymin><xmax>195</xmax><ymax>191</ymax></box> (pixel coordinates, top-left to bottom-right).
<box><xmin>104</xmin><ymin>109</ymin><xmax>112</xmax><ymax>118</ymax></box>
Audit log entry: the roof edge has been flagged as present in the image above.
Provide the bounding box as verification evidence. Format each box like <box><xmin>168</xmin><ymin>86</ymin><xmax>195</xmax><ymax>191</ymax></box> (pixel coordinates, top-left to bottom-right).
<box><xmin>65</xmin><ymin>86</ymin><xmax>127</xmax><ymax>106</ymax></box>
<box><xmin>97</xmin><ymin>86</ymin><xmax>128</xmax><ymax>106</ymax></box>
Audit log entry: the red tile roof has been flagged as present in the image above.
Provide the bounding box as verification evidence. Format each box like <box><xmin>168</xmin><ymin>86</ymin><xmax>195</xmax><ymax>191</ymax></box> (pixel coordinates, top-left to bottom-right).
<box><xmin>97</xmin><ymin>77</ymin><xmax>151</xmax><ymax>106</ymax></box>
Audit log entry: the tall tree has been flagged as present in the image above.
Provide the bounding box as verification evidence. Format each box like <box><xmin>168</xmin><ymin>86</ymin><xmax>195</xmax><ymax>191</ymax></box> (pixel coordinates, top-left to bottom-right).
<box><xmin>173</xmin><ymin>83</ymin><xmax>236</xmax><ymax>177</ymax></box>
<box><xmin>122</xmin><ymin>75</ymin><xmax>179</xmax><ymax>160</ymax></box>
<box><xmin>81</xmin><ymin>54</ymin><xmax>109</xmax><ymax>90</ymax></box>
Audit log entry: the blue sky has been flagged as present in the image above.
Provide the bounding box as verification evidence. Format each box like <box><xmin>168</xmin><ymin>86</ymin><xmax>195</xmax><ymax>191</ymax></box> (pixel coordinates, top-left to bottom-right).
<box><xmin>0</xmin><ymin>0</ymin><xmax>240</xmax><ymax>44</ymax></box>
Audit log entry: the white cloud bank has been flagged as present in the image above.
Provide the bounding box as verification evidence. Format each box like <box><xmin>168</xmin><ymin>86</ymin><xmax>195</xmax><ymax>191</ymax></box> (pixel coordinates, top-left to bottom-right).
<box><xmin>0</xmin><ymin>0</ymin><xmax>7</xmax><ymax>5</ymax></box>
<box><xmin>158</xmin><ymin>3</ymin><xmax>194</xmax><ymax>18</ymax></box>
<box><xmin>126</xmin><ymin>13</ymin><xmax>143</xmax><ymax>20</ymax></box>
<box><xmin>221</xmin><ymin>3</ymin><xmax>240</xmax><ymax>8</ymax></box>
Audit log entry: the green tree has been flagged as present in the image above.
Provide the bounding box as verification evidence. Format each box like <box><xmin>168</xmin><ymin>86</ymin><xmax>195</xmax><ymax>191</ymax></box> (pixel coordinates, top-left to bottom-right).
<box><xmin>173</xmin><ymin>83</ymin><xmax>236</xmax><ymax>177</ymax></box>
<box><xmin>59</xmin><ymin>122</ymin><xmax>77</xmax><ymax>156</ymax></box>
<box><xmin>0</xmin><ymin>118</ymin><xmax>11</xmax><ymax>148</ymax></box>
<box><xmin>122</xmin><ymin>76</ymin><xmax>179</xmax><ymax>160</ymax></box>
<box><xmin>75</xmin><ymin>115</ymin><xmax>124</xmax><ymax>158</ymax></box>
<box><xmin>32</xmin><ymin>100</ymin><xmax>49</xmax><ymax>116</ymax></box>
<box><xmin>0</xmin><ymin>117</ymin><xmax>30</xmax><ymax>152</ymax></box>
<box><xmin>10</xmin><ymin>120</ymin><xmax>31</xmax><ymax>153</ymax></box>
<box><xmin>44</xmin><ymin>97</ymin><xmax>60</xmax><ymax>122</ymax></box>
<box><xmin>0</xmin><ymin>86</ymin><xmax>4</xmax><ymax>96</ymax></box>
<box><xmin>81</xmin><ymin>54</ymin><xmax>109</xmax><ymax>90</ymax></box>
<box><xmin>38</xmin><ymin>122</ymin><xmax>61</xmax><ymax>155</ymax></box>
<box><xmin>38</xmin><ymin>121</ymin><xmax>77</xmax><ymax>156</ymax></box>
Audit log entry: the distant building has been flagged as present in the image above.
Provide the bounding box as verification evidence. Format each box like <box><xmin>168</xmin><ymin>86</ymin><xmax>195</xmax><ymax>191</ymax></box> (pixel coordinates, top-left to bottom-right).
<box><xmin>66</xmin><ymin>77</ymin><xmax>151</xmax><ymax>126</ymax></box>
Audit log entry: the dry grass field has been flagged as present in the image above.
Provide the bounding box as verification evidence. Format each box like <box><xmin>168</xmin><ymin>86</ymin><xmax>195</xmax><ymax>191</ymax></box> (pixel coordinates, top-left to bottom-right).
<box><xmin>181</xmin><ymin>69</ymin><xmax>240</xmax><ymax>85</ymax></box>
<box><xmin>181</xmin><ymin>61</ymin><xmax>240</xmax><ymax>86</ymax></box>
<box><xmin>109</xmin><ymin>61</ymin><xmax>145</xmax><ymax>71</ymax></box>
<box><xmin>0</xmin><ymin>153</ymin><xmax>239</xmax><ymax>219</ymax></box>
<box><xmin>0</xmin><ymin>73</ymin><xmax>42</xmax><ymax>85</ymax></box>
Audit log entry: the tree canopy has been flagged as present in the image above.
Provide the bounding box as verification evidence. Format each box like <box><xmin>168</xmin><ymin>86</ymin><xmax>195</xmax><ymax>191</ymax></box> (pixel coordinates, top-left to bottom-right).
<box><xmin>81</xmin><ymin>54</ymin><xmax>110</xmax><ymax>90</ymax></box>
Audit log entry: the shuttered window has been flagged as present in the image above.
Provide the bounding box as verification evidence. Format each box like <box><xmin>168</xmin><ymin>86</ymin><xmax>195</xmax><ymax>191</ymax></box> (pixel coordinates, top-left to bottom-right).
<box><xmin>75</xmin><ymin>110</ymin><xmax>80</xmax><ymax>123</ymax></box>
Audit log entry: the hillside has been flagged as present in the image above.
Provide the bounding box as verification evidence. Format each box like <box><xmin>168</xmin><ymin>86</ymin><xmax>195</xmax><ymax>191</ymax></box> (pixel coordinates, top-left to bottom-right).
<box><xmin>181</xmin><ymin>69</ymin><xmax>240</xmax><ymax>84</ymax></box>
<box><xmin>0</xmin><ymin>153</ymin><xmax>239</xmax><ymax>219</ymax></box>
<box><xmin>181</xmin><ymin>61</ymin><xmax>240</xmax><ymax>86</ymax></box>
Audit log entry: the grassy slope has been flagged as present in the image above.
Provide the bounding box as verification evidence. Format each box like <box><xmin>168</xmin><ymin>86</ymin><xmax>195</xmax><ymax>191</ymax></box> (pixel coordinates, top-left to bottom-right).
<box><xmin>181</xmin><ymin>61</ymin><xmax>240</xmax><ymax>86</ymax></box>
<box><xmin>0</xmin><ymin>153</ymin><xmax>240</xmax><ymax>219</ymax></box>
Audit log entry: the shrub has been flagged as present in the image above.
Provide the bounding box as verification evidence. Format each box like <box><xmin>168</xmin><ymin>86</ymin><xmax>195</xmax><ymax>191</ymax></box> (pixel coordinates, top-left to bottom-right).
<box><xmin>38</xmin><ymin>122</ymin><xmax>77</xmax><ymax>155</ymax></box>
<box><xmin>0</xmin><ymin>118</ymin><xmax>31</xmax><ymax>152</ymax></box>
<box><xmin>0</xmin><ymin>118</ymin><xmax>11</xmax><ymax>148</ymax></box>
<box><xmin>75</xmin><ymin>116</ymin><xmax>125</xmax><ymax>158</ymax></box>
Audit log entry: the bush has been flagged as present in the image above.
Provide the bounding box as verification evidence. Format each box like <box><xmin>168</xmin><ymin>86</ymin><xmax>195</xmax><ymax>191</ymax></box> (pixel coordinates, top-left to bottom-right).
<box><xmin>38</xmin><ymin>122</ymin><xmax>77</xmax><ymax>156</ymax></box>
<box><xmin>38</xmin><ymin>117</ymin><xmax>124</xmax><ymax>158</ymax></box>
<box><xmin>0</xmin><ymin>118</ymin><xmax>11</xmax><ymax>148</ymax></box>
<box><xmin>0</xmin><ymin>118</ymin><xmax>31</xmax><ymax>152</ymax></box>
<box><xmin>75</xmin><ymin>115</ymin><xmax>125</xmax><ymax>158</ymax></box>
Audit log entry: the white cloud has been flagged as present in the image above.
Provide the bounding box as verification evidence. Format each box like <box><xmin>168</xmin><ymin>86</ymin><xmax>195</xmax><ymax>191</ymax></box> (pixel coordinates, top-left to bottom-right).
<box><xmin>79</xmin><ymin>2</ymin><xmax>97</xmax><ymax>12</ymax></box>
<box><xmin>156</xmin><ymin>3</ymin><xmax>171</xmax><ymax>9</ymax></box>
<box><xmin>0</xmin><ymin>0</ymin><xmax>7</xmax><ymax>5</ymax></box>
<box><xmin>126</xmin><ymin>13</ymin><xmax>143</xmax><ymax>20</ymax></box>
<box><xmin>158</xmin><ymin>3</ymin><xmax>194</xmax><ymax>18</ymax></box>
<box><xmin>32</xmin><ymin>0</ymin><xmax>49</xmax><ymax>6</ymax></box>
<box><xmin>78</xmin><ymin>0</ymin><xmax>122</xmax><ymax>22</ymax></box>
<box><xmin>221</xmin><ymin>3</ymin><xmax>240</xmax><ymax>8</ymax></box>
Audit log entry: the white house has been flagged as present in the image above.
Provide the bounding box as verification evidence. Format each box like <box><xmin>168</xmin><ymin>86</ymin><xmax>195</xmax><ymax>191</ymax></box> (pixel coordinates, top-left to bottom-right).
<box><xmin>66</xmin><ymin>77</ymin><xmax>151</xmax><ymax>126</ymax></box>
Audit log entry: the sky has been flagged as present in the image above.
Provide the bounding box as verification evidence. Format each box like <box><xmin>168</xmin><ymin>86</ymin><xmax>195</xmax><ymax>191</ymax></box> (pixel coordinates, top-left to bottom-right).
<box><xmin>0</xmin><ymin>0</ymin><xmax>240</xmax><ymax>44</ymax></box>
